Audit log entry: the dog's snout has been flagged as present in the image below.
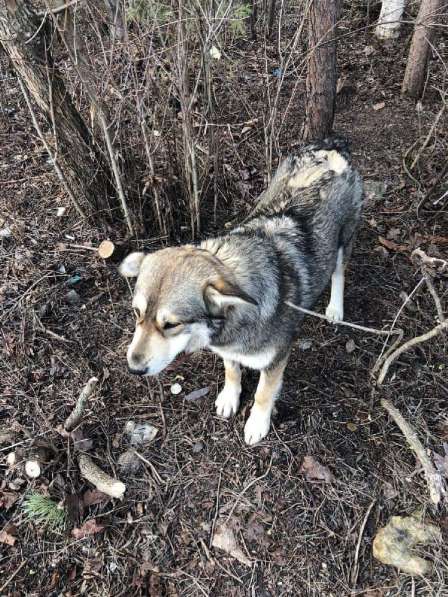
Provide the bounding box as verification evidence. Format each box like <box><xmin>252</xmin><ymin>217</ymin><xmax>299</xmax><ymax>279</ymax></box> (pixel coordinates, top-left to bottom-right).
<box><xmin>128</xmin><ymin>353</ymin><xmax>148</xmax><ymax>375</ymax></box>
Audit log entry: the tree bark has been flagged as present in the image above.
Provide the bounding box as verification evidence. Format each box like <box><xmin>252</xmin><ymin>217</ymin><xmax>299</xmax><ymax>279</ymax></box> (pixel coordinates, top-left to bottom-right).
<box><xmin>402</xmin><ymin>0</ymin><xmax>441</xmax><ymax>98</ymax></box>
<box><xmin>302</xmin><ymin>0</ymin><xmax>338</xmax><ymax>142</ymax></box>
<box><xmin>375</xmin><ymin>0</ymin><xmax>406</xmax><ymax>40</ymax></box>
<box><xmin>0</xmin><ymin>0</ymin><xmax>112</xmax><ymax>216</ymax></box>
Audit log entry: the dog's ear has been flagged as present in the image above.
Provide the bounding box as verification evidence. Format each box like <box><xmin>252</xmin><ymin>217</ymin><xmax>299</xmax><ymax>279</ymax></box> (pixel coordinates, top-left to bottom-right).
<box><xmin>119</xmin><ymin>252</ymin><xmax>145</xmax><ymax>278</ymax></box>
<box><xmin>204</xmin><ymin>279</ymin><xmax>257</xmax><ymax>314</ymax></box>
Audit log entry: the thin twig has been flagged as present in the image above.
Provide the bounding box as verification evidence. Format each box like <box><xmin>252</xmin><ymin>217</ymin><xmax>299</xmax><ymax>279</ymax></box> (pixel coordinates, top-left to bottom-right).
<box><xmin>372</xmin><ymin>278</ymin><xmax>424</xmax><ymax>375</ymax></box>
<box><xmin>225</xmin><ymin>457</ymin><xmax>273</xmax><ymax>523</ymax></box>
<box><xmin>133</xmin><ymin>450</ymin><xmax>164</xmax><ymax>485</ymax></box>
<box><xmin>285</xmin><ymin>301</ymin><xmax>402</xmax><ymax>337</ymax></box>
<box><xmin>381</xmin><ymin>399</ymin><xmax>446</xmax><ymax>505</ymax></box>
<box><xmin>64</xmin><ymin>377</ymin><xmax>98</xmax><ymax>432</ymax></box>
<box><xmin>0</xmin><ymin>561</ymin><xmax>27</xmax><ymax>594</ymax></box>
<box><xmin>410</xmin><ymin>103</ymin><xmax>446</xmax><ymax>170</ymax></box>
<box><xmin>422</xmin><ymin>272</ymin><xmax>445</xmax><ymax>323</ymax></box>
<box><xmin>17</xmin><ymin>78</ymin><xmax>86</xmax><ymax>218</ymax></box>
<box><xmin>377</xmin><ymin>321</ymin><xmax>448</xmax><ymax>385</ymax></box>
<box><xmin>351</xmin><ymin>499</ymin><xmax>376</xmax><ymax>588</ymax></box>
<box><xmin>37</xmin><ymin>0</ymin><xmax>83</xmax><ymax>17</ymax></box>
<box><xmin>377</xmin><ymin>250</ymin><xmax>448</xmax><ymax>384</ymax></box>
<box><xmin>99</xmin><ymin>112</ymin><xmax>134</xmax><ymax>235</ymax></box>
<box><xmin>210</xmin><ymin>469</ymin><xmax>223</xmax><ymax>549</ymax></box>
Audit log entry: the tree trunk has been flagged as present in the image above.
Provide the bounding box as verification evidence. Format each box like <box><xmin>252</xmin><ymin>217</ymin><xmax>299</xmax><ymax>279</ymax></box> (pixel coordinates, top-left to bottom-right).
<box><xmin>402</xmin><ymin>0</ymin><xmax>441</xmax><ymax>98</ymax></box>
<box><xmin>0</xmin><ymin>0</ymin><xmax>112</xmax><ymax>216</ymax></box>
<box><xmin>302</xmin><ymin>0</ymin><xmax>338</xmax><ymax>142</ymax></box>
<box><xmin>375</xmin><ymin>0</ymin><xmax>406</xmax><ymax>40</ymax></box>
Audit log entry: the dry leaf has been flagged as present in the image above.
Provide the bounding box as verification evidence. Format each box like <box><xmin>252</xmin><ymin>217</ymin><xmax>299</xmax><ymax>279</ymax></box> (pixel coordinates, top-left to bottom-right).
<box><xmin>378</xmin><ymin>236</ymin><xmax>408</xmax><ymax>253</ymax></box>
<box><xmin>0</xmin><ymin>525</ymin><xmax>17</xmax><ymax>546</ymax></box>
<box><xmin>71</xmin><ymin>518</ymin><xmax>105</xmax><ymax>539</ymax></box>
<box><xmin>245</xmin><ymin>515</ymin><xmax>271</xmax><ymax>548</ymax></box>
<box><xmin>300</xmin><ymin>455</ymin><xmax>334</xmax><ymax>483</ymax></box>
<box><xmin>83</xmin><ymin>489</ymin><xmax>110</xmax><ymax>507</ymax></box>
<box><xmin>212</xmin><ymin>523</ymin><xmax>252</xmax><ymax>566</ymax></box>
<box><xmin>373</xmin><ymin>101</ymin><xmax>385</xmax><ymax>111</ymax></box>
<box><xmin>0</xmin><ymin>490</ymin><xmax>19</xmax><ymax>510</ymax></box>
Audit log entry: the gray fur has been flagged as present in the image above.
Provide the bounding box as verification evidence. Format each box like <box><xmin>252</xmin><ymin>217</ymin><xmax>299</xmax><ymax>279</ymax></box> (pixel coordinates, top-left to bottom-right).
<box><xmin>202</xmin><ymin>136</ymin><xmax>364</xmax><ymax>368</ymax></box>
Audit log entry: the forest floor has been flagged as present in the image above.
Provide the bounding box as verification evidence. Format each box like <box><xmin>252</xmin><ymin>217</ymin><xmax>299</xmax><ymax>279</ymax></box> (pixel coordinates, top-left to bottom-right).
<box><xmin>1</xmin><ymin>7</ymin><xmax>448</xmax><ymax>597</ymax></box>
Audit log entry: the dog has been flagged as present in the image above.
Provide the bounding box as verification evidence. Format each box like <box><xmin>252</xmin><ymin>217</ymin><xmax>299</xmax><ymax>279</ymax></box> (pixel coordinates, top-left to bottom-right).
<box><xmin>119</xmin><ymin>136</ymin><xmax>363</xmax><ymax>445</ymax></box>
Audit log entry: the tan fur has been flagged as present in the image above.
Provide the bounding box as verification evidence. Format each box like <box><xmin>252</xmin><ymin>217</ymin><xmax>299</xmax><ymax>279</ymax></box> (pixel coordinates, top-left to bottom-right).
<box><xmin>244</xmin><ymin>355</ymin><xmax>289</xmax><ymax>444</ymax></box>
<box><xmin>288</xmin><ymin>149</ymin><xmax>347</xmax><ymax>189</ymax></box>
<box><xmin>253</xmin><ymin>356</ymin><xmax>288</xmax><ymax>413</ymax></box>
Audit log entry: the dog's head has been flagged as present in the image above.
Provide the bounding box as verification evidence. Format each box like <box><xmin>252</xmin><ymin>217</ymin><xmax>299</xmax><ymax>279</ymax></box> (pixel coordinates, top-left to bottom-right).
<box><xmin>119</xmin><ymin>246</ymin><xmax>256</xmax><ymax>376</ymax></box>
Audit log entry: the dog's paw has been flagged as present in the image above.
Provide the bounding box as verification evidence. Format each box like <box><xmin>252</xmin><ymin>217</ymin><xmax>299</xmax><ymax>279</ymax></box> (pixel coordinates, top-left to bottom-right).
<box><xmin>244</xmin><ymin>408</ymin><xmax>271</xmax><ymax>445</ymax></box>
<box><xmin>215</xmin><ymin>386</ymin><xmax>240</xmax><ymax>418</ymax></box>
<box><xmin>325</xmin><ymin>303</ymin><xmax>343</xmax><ymax>322</ymax></box>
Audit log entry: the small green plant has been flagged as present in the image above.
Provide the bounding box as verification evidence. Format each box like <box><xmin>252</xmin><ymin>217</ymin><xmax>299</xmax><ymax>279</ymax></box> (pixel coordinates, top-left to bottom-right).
<box><xmin>23</xmin><ymin>492</ymin><xmax>67</xmax><ymax>533</ymax></box>
<box><xmin>229</xmin><ymin>3</ymin><xmax>251</xmax><ymax>37</ymax></box>
<box><xmin>127</xmin><ymin>0</ymin><xmax>173</xmax><ymax>26</ymax></box>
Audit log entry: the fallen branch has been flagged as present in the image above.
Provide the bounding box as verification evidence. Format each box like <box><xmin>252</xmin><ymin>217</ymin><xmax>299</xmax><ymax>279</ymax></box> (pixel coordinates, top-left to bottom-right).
<box><xmin>62</xmin><ymin>377</ymin><xmax>127</xmax><ymax>499</ymax></box>
<box><xmin>381</xmin><ymin>399</ymin><xmax>446</xmax><ymax>506</ymax></box>
<box><xmin>376</xmin><ymin>249</ymin><xmax>447</xmax><ymax>384</ymax></box>
<box><xmin>285</xmin><ymin>301</ymin><xmax>403</xmax><ymax>338</ymax></box>
<box><xmin>64</xmin><ymin>377</ymin><xmax>98</xmax><ymax>432</ymax></box>
<box><xmin>412</xmin><ymin>248</ymin><xmax>448</xmax><ymax>275</ymax></box>
<box><xmin>376</xmin><ymin>320</ymin><xmax>448</xmax><ymax>385</ymax></box>
<box><xmin>78</xmin><ymin>454</ymin><xmax>126</xmax><ymax>499</ymax></box>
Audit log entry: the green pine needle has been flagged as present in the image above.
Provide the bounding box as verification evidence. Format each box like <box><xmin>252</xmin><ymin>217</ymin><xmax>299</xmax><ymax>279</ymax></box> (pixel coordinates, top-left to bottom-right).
<box><xmin>23</xmin><ymin>492</ymin><xmax>67</xmax><ymax>532</ymax></box>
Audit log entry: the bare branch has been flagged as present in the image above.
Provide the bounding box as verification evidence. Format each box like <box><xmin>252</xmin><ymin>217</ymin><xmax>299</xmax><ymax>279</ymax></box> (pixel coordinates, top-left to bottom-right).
<box><xmin>64</xmin><ymin>377</ymin><xmax>98</xmax><ymax>432</ymax></box>
<box><xmin>78</xmin><ymin>453</ymin><xmax>126</xmax><ymax>499</ymax></box>
<box><xmin>381</xmin><ymin>399</ymin><xmax>446</xmax><ymax>505</ymax></box>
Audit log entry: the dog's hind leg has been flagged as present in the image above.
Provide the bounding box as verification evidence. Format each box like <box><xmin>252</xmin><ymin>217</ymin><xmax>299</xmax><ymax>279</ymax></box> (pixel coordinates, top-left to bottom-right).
<box><xmin>325</xmin><ymin>246</ymin><xmax>345</xmax><ymax>322</ymax></box>
<box><xmin>215</xmin><ymin>360</ymin><xmax>242</xmax><ymax>418</ymax></box>
<box><xmin>244</xmin><ymin>355</ymin><xmax>289</xmax><ymax>445</ymax></box>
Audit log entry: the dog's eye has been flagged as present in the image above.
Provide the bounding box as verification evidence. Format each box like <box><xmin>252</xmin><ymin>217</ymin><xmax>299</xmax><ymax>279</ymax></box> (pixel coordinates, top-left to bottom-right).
<box><xmin>133</xmin><ymin>308</ymin><xmax>142</xmax><ymax>320</ymax></box>
<box><xmin>163</xmin><ymin>321</ymin><xmax>180</xmax><ymax>330</ymax></box>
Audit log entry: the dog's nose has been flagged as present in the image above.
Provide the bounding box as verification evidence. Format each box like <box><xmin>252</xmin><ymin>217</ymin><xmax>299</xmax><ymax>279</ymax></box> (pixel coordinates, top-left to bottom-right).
<box><xmin>128</xmin><ymin>353</ymin><xmax>148</xmax><ymax>375</ymax></box>
<box><xmin>128</xmin><ymin>366</ymin><xmax>147</xmax><ymax>376</ymax></box>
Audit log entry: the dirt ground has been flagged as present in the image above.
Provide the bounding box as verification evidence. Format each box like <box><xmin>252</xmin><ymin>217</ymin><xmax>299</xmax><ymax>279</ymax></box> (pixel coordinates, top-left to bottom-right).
<box><xmin>1</xmin><ymin>5</ymin><xmax>448</xmax><ymax>597</ymax></box>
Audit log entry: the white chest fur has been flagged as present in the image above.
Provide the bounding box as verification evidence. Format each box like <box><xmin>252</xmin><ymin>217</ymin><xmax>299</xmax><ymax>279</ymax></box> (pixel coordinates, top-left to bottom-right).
<box><xmin>210</xmin><ymin>346</ymin><xmax>276</xmax><ymax>370</ymax></box>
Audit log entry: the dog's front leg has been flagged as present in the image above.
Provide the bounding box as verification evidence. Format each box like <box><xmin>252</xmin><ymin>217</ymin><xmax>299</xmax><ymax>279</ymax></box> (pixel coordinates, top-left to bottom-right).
<box><xmin>244</xmin><ymin>356</ymin><xmax>288</xmax><ymax>445</ymax></box>
<box><xmin>215</xmin><ymin>359</ymin><xmax>242</xmax><ymax>418</ymax></box>
<box><xmin>326</xmin><ymin>246</ymin><xmax>345</xmax><ymax>322</ymax></box>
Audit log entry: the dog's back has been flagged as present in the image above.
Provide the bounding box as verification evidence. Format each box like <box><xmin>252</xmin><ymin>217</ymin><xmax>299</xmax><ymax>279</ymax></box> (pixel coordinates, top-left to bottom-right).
<box><xmin>233</xmin><ymin>136</ymin><xmax>363</xmax><ymax>303</ymax></box>
<box><xmin>249</xmin><ymin>136</ymin><xmax>362</xmax><ymax>230</ymax></box>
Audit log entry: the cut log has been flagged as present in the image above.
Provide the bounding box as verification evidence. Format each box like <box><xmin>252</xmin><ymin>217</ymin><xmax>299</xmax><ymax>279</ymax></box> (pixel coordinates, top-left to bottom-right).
<box><xmin>98</xmin><ymin>240</ymin><xmax>115</xmax><ymax>259</ymax></box>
